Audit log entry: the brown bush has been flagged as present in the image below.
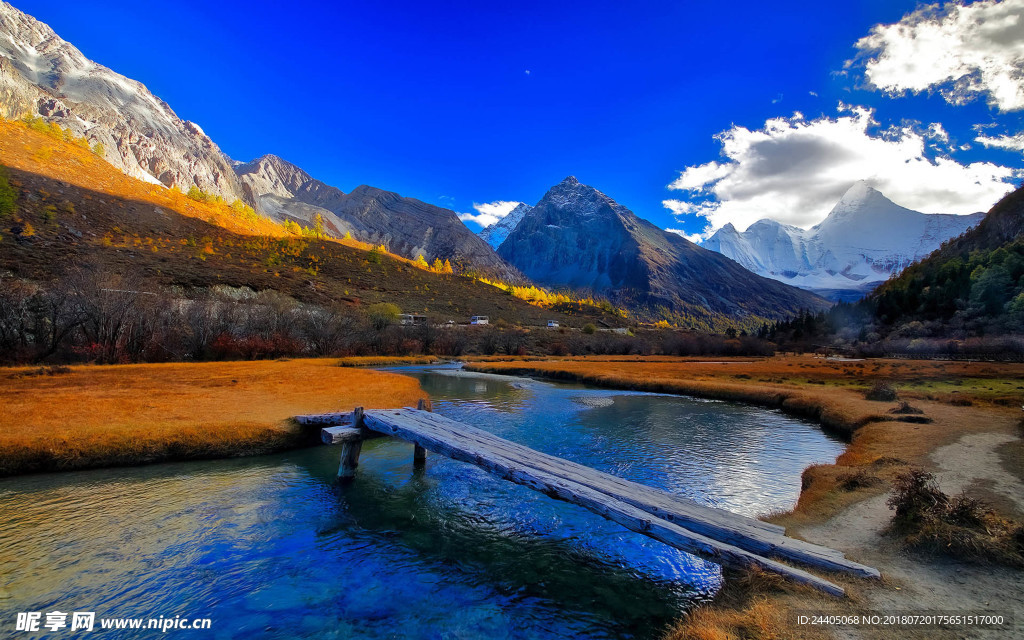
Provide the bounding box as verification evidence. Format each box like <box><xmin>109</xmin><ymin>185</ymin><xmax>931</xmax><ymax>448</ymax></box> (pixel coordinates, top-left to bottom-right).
<box><xmin>865</xmin><ymin>381</ymin><xmax>898</xmax><ymax>401</ymax></box>
<box><xmin>889</xmin><ymin>401</ymin><xmax>924</xmax><ymax>415</ymax></box>
<box><xmin>887</xmin><ymin>469</ymin><xmax>1022</xmax><ymax>565</ymax></box>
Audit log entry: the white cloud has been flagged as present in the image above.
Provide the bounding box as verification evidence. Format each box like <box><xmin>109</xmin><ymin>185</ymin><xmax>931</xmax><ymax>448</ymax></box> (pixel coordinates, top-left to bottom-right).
<box><xmin>668</xmin><ymin>161</ymin><xmax>731</xmax><ymax>191</ymax></box>
<box><xmin>927</xmin><ymin>122</ymin><xmax>950</xmax><ymax>142</ymax></box>
<box><xmin>976</xmin><ymin>131</ymin><xmax>1024</xmax><ymax>152</ymax></box>
<box><xmin>662</xmin><ymin>199</ymin><xmax>699</xmax><ymax>215</ymax></box>
<box><xmin>457</xmin><ymin>200</ymin><xmax>524</xmax><ymax>228</ymax></box>
<box><xmin>809</xmin><ymin>91</ymin><xmax>819</xmax><ymax>97</ymax></box>
<box><xmin>854</xmin><ymin>0</ymin><xmax>1024</xmax><ymax>112</ymax></box>
<box><xmin>666</xmin><ymin>228</ymin><xmax>708</xmax><ymax>244</ymax></box>
<box><xmin>664</xmin><ymin>105</ymin><xmax>1020</xmax><ymax>232</ymax></box>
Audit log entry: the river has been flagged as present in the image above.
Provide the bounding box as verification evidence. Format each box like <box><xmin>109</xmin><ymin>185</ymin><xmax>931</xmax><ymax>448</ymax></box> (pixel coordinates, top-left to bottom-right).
<box><xmin>0</xmin><ymin>364</ymin><xmax>844</xmax><ymax>639</ymax></box>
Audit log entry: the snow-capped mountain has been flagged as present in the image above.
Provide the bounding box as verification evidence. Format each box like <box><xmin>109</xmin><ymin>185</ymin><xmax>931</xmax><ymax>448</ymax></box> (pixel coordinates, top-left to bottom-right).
<box><xmin>0</xmin><ymin>1</ymin><xmax>245</xmax><ymax>202</ymax></box>
<box><xmin>497</xmin><ymin>176</ymin><xmax>828</xmax><ymax>321</ymax></box>
<box><xmin>479</xmin><ymin>203</ymin><xmax>532</xmax><ymax>248</ymax></box>
<box><xmin>703</xmin><ymin>182</ymin><xmax>985</xmax><ymax>301</ymax></box>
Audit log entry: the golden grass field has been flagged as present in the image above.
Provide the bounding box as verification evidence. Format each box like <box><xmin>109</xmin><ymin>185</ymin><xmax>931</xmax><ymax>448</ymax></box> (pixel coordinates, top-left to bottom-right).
<box><xmin>465</xmin><ymin>355</ymin><xmax>1024</xmax><ymax>640</ymax></box>
<box><xmin>0</xmin><ymin>358</ymin><xmax>425</xmax><ymax>476</ymax></box>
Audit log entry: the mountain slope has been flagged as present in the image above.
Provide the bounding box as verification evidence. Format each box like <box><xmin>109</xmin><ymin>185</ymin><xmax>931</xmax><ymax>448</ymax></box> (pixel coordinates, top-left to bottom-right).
<box><xmin>497</xmin><ymin>177</ymin><xmax>829</xmax><ymax>327</ymax></box>
<box><xmin>236</xmin><ymin>154</ymin><xmax>518</xmax><ymax>279</ymax></box>
<box><xmin>704</xmin><ymin>182</ymin><xmax>985</xmax><ymax>301</ymax></box>
<box><xmin>0</xmin><ymin>119</ymin><xmax>615</xmax><ymax>328</ymax></box>
<box><xmin>480</xmin><ymin>203</ymin><xmax>531</xmax><ymax>248</ymax></box>
<box><xmin>0</xmin><ymin>1</ymin><xmax>246</xmax><ymax>203</ymax></box>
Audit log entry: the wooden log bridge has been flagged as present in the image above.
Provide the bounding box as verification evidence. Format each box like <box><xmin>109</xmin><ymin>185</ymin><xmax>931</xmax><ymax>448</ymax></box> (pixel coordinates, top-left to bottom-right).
<box><xmin>294</xmin><ymin>403</ymin><xmax>880</xmax><ymax>596</ymax></box>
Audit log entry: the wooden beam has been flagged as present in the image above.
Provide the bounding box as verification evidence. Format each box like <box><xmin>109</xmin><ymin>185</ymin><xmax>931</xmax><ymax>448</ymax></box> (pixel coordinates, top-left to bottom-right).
<box><xmin>363</xmin><ymin>408</ymin><xmax>851</xmax><ymax>596</ymax></box>
<box><xmin>321</xmin><ymin>426</ymin><xmax>388</xmax><ymax>445</ymax></box>
<box><xmin>382</xmin><ymin>409</ymin><xmax>877</xmax><ymax>578</ymax></box>
<box><xmin>295</xmin><ymin>412</ymin><xmax>353</xmax><ymax>426</ymax></box>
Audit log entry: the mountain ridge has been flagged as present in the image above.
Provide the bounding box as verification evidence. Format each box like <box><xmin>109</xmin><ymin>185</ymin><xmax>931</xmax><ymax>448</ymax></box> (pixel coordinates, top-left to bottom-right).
<box><xmin>235</xmin><ymin>154</ymin><xmax>520</xmax><ymax>279</ymax></box>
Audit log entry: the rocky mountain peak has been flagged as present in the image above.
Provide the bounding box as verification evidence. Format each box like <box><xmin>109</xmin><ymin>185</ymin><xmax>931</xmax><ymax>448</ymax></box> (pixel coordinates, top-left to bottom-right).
<box><xmin>0</xmin><ymin>1</ymin><xmax>248</xmax><ymax>203</ymax></box>
<box><xmin>498</xmin><ymin>177</ymin><xmax>827</xmax><ymax>320</ymax></box>
<box><xmin>234</xmin><ymin>155</ymin><xmax>312</xmax><ymax>199</ymax></box>
<box><xmin>539</xmin><ymin>175</ymin><xmax>621</xmax><ymax>220</ymax></box>
<box><xmin>822</xmin><ymin>180</ymin><xmax>901</xmax><ymax>224</ymax></box>
<box><xmin>234</xmin><ymin>154</ymin><xmax>313</xmax><ymax>200</ymax></box>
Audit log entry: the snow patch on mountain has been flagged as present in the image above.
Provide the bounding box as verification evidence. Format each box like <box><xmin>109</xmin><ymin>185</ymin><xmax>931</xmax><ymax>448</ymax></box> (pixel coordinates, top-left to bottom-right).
<box><xmin>480</xmin><ymin>202</ymin><xmax>532</xmax><ymax>248</ymax></box>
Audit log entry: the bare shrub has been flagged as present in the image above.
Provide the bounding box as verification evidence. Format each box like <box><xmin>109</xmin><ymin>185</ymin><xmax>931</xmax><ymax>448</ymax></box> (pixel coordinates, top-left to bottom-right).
<box><xmin>887</xmin><ymin>469</ymin><xmax>1022</xmax><ymax>565</ymax></box>
<box><xmin>865</xmin><ymin>381</ymin><xmax>898</xmax><ymax>401</ymax></box>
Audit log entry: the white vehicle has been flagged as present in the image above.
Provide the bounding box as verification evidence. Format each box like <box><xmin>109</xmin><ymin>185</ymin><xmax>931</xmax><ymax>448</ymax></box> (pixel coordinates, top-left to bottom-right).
<box><xmin>470</xmin><ymin>316</ymin><xmax>489</xmax><ymax>325</ymax></box>
<box><xmin>547</xmin><ymin>320</ymin><xmax>559</xmax><ymax>328</ymax></box>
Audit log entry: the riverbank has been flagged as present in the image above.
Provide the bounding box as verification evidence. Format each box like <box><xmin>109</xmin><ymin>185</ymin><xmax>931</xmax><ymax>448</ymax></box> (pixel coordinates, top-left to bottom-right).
<box><xmin>464</xmin><ymin>356</ymin><xmax>1024</xmax><ymax>640</ymax></box>
<box><xmin>0</xmin><ymin>359</ymin><xmax>425</xmax><ymax>477</ymax></box>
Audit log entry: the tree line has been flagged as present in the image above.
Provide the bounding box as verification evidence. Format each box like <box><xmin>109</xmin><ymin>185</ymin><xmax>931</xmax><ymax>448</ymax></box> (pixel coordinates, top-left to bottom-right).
<box><xmin>0</xmin><ymin>266</ymin><xmax>777</xmax><ymax>364</ymax></box>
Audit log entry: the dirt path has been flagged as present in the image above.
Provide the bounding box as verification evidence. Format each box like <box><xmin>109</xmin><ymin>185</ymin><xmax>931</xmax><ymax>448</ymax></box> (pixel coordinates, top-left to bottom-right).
<box><xmin>801</xmin><ymin>431</ymin><xmax>1024</xmax><ymax>640</ymax></box>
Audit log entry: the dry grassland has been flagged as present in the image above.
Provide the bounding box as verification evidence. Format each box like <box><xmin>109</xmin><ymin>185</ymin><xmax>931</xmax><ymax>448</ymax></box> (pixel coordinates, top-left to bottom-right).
<box><xmin>0</xmin><ymin>358</ymin><xmax>425</xmax><ymax>476</ymax></box>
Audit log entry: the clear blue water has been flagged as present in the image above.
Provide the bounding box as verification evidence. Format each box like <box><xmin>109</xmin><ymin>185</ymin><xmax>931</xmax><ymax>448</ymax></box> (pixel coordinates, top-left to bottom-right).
<box><xmin>0</xmin><ymin>365</ymin><xmax>844</xmax><ymax>639</ymax></box>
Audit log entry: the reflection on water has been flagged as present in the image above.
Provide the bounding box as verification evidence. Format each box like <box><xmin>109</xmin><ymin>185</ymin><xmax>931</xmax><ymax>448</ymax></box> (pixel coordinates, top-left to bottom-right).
<box><xmin>0</xmin><ymin>365</ymin><xmax>844</xmax><ymax>639</ymax></box>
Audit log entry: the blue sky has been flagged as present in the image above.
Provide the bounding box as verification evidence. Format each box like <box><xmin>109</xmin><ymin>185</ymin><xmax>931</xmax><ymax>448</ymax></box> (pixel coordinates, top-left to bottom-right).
<box><xmin>14</xmin><ymin>0</ymin><xmax>1024</xmax><ymax>238</ymax></box>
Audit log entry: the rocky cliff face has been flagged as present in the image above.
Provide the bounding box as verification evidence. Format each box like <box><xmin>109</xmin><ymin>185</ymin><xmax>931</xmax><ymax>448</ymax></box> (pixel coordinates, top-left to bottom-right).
<box><xmin>703</xmin><ymin>182</ymin><xmax>985</xmax><ymax>301</ymax></box>
<box><xmin>0</xmin><ymin>1</ymin><xmax>246</xmax><ymax>202</ymax></box>
<box><xmin>498</xmin><ymin>177</ymin><xmax>828</xmax><ymax>322</ymax></box>
<box><xmin>236</xmin><ymin>154</ymin><xmax>519</xmax><ymax>279</ymax></box>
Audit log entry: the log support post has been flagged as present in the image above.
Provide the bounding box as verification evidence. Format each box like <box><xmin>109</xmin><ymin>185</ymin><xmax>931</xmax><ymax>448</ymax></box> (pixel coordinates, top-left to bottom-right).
<box><xmin>414</xmin><ymin>399</ymin><xmax>430</xmax><ymax>468</ymax></box>
<box><xmin>338</xmin><ymin>407</ymin><xmax>365</xmax><ymax>480</ymax></box>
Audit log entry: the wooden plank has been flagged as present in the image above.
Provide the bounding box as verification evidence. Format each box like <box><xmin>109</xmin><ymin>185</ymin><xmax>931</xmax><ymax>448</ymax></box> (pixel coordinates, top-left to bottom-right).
<box><xmin>363</xmin><ymin>409</ymin><xmax>848</xmax><ymax>596</ymax></box>
<box><xmin>321</xmin><ymin>425</ymin><xmax>388</xmax><ymax>445</ymax></box>
<box><xmin>398</xmin><ymin>408</ymin><xmax>784</xmax><ymax>533</ymax></box>
<box><xmin>417</xmin><ymin>409</ymin><xmax>869</xmax><ymax>572</ymax></box>
<box><xmin>377</xmin><ymin>408</ymin><xmax>876</xmax><ymax>578</ymax></box>
<box><xmin>321</xmin><ymin>425</ymin><xmax>364</xmax><ymax>444</ymax></box>
<box><xmin>421</xmin><ymin>413</ymin><xmax>851</xmax><ymax>564</ymax></box>
<box><xmin>296</xmin><ymin>412</ymin><xmax>353</xmax><ymax>426</ymax></box>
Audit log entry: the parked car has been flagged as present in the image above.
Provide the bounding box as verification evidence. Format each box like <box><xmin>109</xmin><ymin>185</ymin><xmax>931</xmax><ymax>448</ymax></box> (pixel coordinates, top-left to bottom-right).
<box><xmin>470</xmin><ymin>315</ymin><xmax>489</xmax><ymax>325</ymax></box>
<box><xmin>547</xmin><ymin>320</ymin><xmax>559</xmax><ymax>328</ymax></box>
